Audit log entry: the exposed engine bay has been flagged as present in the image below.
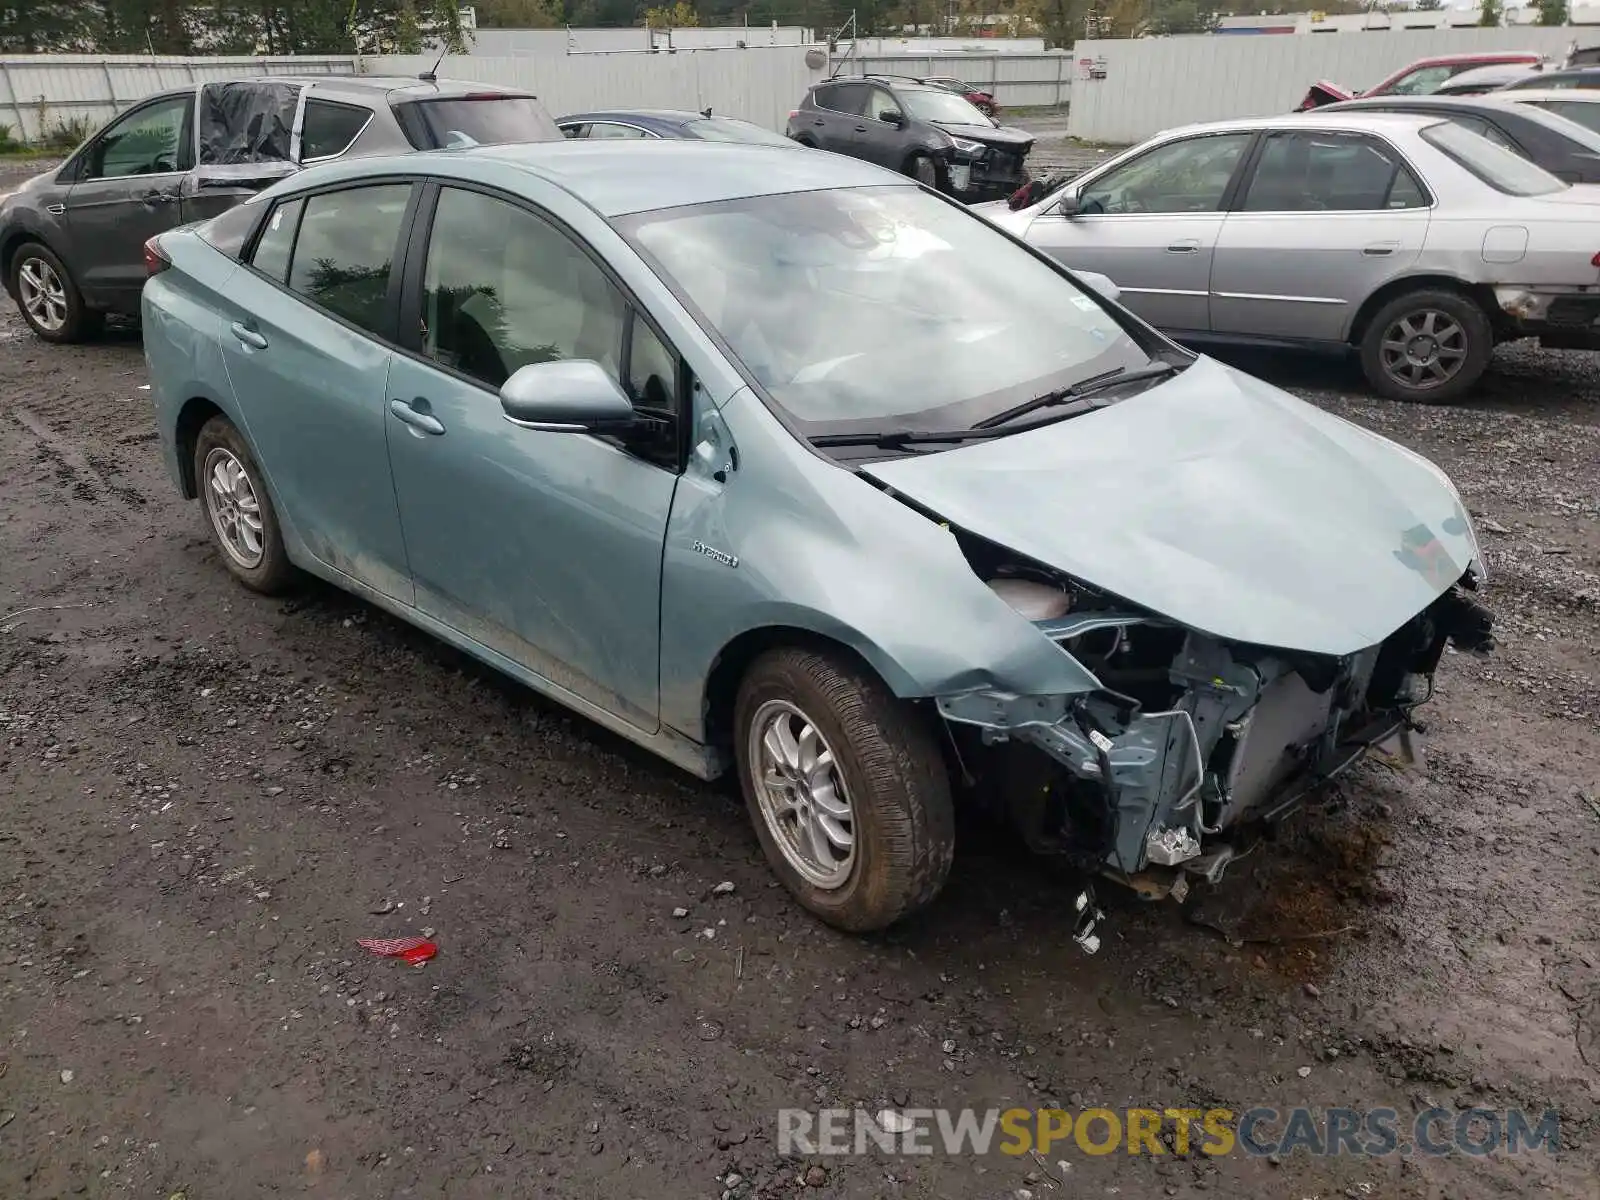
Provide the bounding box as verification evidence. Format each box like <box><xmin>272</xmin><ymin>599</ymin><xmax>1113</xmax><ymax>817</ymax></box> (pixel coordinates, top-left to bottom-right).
<box><xmin>935</xmin><ymin>536</ymin><xmax>1496</xmax><ymax>949</ymax></box>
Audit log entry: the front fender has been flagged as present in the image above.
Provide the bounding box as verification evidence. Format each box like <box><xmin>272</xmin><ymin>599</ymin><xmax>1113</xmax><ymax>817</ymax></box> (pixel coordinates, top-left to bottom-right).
<box><xmin>658</xmin><ymin>391</ymin><xmax>1101</xmax><ymax>743</ymax></box>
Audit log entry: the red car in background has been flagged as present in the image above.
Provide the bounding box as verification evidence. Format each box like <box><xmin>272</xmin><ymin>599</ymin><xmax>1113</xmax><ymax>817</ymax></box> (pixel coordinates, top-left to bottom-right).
<box><xmin>1296</xmin><ymin>50</ymin><xmax>1544</xmax><ymax>110</ymax></box>
<box><xmin>921</xmin><ymin>75</ymin><xmax>1000</xmax><ymax>116</ymax></box>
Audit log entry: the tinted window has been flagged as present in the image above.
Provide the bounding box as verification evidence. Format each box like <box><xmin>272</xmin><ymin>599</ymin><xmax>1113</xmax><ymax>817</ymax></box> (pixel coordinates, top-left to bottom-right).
<box><xmin>586</xmin><ymin>121</ymin><xmax>650</xmax><ymax>140</ymax></box>
<box><xmin>869</xmin><ymin>88</ymin><xmax>903</xmax><ymax>120</ymax></box>
<box><xmin>405</xmin><ymin>96</ymin><xmax>560</xmax><ymax>149</ymax></box>
<box><xmin>1079</xmin><ymin>133</ymin><xmax>1250</xmax><ymax>215</ymax></box>
<box><xmin>620</xmin><ymin>185</ymin><xmax>1149</xmax><ymax>433</ymax></box>
<box><xmin>1241</xmin><ymin>131</ymin><xmax>1427</xmax><ymax>211</ymax></box>
<box><xmin>1528</xmin><ymin>99</ymin><xmax>1600</xmax><ymax>137</ymax></box>
<box><xmin>1420</xmin><ymin>119</ymin><xmax>1564</xmax><ymax>195</ymax></box>
<box><xmin>301</xmin><ymin>100</ymin><xmax>370</xmax><ymax>161</ymax></box>
<box><xmin>628</xmin><ymin>316</ymin><xmax>680</xmax><ymax>419</ymax></box>
<box><xmin>251</xmin><ymin>198</ymin><xmax>304</xmax><ymax>283</ymax></box>
<box><xmin>559</xmin><ymin>123</ymin><xmax>585</xmax><ymax>138</ymax></box>
<box><xmin>87</xmin><ymin>95</ymin><xmax>189</xmax><ymax>179</ymax></box>
<box><xmin>823</xmin><ymin>83</ymin><xmax>869</xmax><ymax>116</ymax></box>
<box><xmin>287</xmin><ymin>184</ymin><xmax>410</xmax><ymax>335</ymax></box>
<box><xmin>197</xmin><ymin>196</ymin><xmax>267</xmax><ymax>260</ymax></box>
<box><xmin>421</xmin><ymin>187</ymin><xmax>626</xmax><ymax>390</ymax></box>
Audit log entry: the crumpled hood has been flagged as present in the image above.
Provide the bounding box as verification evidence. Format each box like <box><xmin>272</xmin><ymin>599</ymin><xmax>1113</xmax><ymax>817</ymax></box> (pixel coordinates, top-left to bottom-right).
<box><xmin>932</xmin><ymin>121</ymin><xmax>1034</xmax><ymax>152</ymax></box>
<box><xmin>860</xmin><ymin>357</ymin><xmax>1478</xmax><ymax>657</ymax></box>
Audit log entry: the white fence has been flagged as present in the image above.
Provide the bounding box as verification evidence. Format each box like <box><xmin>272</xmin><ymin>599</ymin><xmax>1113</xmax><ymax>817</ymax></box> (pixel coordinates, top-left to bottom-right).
<box><xmin>0</xmin><ymin>55</ymin><xmax>355</xmax><ymax>143</ymax></box>
<box><xmin>368</xmin><ymin>48</ymin><xmax>823</xmax><ymax>132</ymax></box>
<box><xmin>827</xmin><ymin>53</ymin><xmax>1075</xmax><ymax>108</ymax></box>
<box><xmin>467</xmin><ymin>26</ymin><xmax>817</xmax><ymax>53</ymax></box>
<box><xmin>0</xmin><ymin>47</ymin><xmax>824</xmax><ymax>144</ymax></box>
<box><xmin>1066</xmin><ymin>27</ymin><xmax>1587</xmax><ymax>144</ymax></box>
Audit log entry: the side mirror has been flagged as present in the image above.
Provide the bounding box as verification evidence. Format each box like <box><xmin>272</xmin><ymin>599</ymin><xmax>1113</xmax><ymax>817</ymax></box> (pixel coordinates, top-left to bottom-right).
<box><xmin>500</xmin><ymin>360</ymin><xmax>636</xmax><ymax>433</ymax></box>
<box><xmin>879</xmin><ymin>109</ymin><xmax>905</xmax><ymax>125</ymax></box>
<box><xmin>1055</xmin><ymin>193</ymin><xmax>1082</xmax><ymax>217</ymax></box>
<box><xmin>1072</xmin><ymin>270</ymin><xmax>1120</xmax><ymax>304</ymax></box>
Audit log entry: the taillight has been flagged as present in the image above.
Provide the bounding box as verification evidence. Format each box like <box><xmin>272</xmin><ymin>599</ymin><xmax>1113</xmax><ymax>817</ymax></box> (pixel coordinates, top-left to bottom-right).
<box><xmin>788</xmin><ymin>109</ymin><xmax>799</xmax><ymax>119</ymax></box>
<box><xmin>143</xmin><ymin>236</ymin><xmax>170</xmax><ymax>277</ymax></box>
<box><xmin>1591</xmin><ymin>250</ymin><xmax>1600</xmax><ymax>268</ymax></box>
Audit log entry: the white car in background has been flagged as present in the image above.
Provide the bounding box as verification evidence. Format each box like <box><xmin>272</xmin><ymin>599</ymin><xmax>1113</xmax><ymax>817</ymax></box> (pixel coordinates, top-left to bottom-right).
<box><xmin>978</xmin><ymin>111</ymin><xmax>1600</xmax><ymax>403</ymax></box>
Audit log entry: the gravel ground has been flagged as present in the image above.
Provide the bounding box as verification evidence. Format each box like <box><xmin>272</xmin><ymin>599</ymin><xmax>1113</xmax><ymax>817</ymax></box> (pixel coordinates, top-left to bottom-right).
<box><xmin>1</xmin><ymin>290</ymin><xmax>1598</xmax><ymax>1196</ymax></box>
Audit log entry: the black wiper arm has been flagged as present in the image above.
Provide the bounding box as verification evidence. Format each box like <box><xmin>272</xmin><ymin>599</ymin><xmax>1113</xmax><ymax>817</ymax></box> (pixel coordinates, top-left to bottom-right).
<box><xmin>809</xmin><ymin>427</ymin><xmax>1007</xmax><ymax>448</ymax></box>
<box><xmin>974</xmin><ymin>362</ymin><xmax>1178</xmax><ymax>430</ymax></box>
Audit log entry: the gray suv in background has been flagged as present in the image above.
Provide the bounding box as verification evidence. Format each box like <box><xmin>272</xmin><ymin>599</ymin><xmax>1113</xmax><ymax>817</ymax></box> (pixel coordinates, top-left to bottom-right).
<box><xmin>0</xmin><ymin>75</ymin><xmax>561</xmax><ymax>342</ymax></box>
<box><xmin>786</xmin><ymin>76</ymin><xmax>1033</xmax><ymax>202</ymax></box>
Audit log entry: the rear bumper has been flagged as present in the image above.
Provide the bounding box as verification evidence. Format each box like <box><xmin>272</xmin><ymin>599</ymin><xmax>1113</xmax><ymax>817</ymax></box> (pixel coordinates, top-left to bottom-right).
<box><xmin>1495</xmin><ymin>285</ymin><xmax>1600</xmax><ymax>349</ymax></box>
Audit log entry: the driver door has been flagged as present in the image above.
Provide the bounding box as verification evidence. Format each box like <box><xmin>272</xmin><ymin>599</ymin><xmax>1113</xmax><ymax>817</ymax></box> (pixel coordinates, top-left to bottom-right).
<box><xmin>1022</xmin><ymin>131</ymin><xmax>1255</xmax><ymax>334</ymax></box>
<box><xmin>63</xmin><ymin>90</ymin><xmax>195</xmax><ymax>310</ymax></box>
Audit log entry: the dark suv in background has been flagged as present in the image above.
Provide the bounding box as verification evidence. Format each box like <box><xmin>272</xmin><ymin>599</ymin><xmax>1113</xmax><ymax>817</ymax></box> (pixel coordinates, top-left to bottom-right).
<box><xmin>0</xmin><ymin>74</ymin><xmax>560</xmax><ymax>342</ymax></box>
<box><xmin>786</xmin><ymin>76</ymin><xmax>1033</xmax><ymax>202</ymax></box>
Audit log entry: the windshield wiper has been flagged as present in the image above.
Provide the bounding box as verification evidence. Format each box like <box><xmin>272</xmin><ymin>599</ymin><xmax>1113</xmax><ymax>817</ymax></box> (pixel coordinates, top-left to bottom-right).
<box><xmin>809</xmin><ymin>428</ymin><xmax>1008</xmax><ymax>449</ymax></box>
<box><xmin>974</xmin><ymin>362</ymin><xmax>1179</xmax><ymax>430</ymax></box>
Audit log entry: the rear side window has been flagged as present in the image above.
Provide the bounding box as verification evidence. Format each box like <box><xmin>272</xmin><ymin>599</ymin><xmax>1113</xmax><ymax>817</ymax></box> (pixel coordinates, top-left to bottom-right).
<box><xmin>286</xmin><ymin>184</ymin><xmax>411</xmax><ymax>336</ymax></box>
<box><xmin>1241</xmin><ymin>131</ymin><xmax>1428</xmax><ymax>211</ymax></box>
<box><xmin>1420</xmin><ymin>119</ymin><xmax>1565</xmax><ymax>195</ymax></box>
<box><xmin>197</xmin><ymin>197</ymin><xmax>266</xmax><ymax>260</ymax></box>
<box><xmin>301</xmin><ymin>100</ymin><xmax>370</xmax><ymax>161</ymax></box>
<box><xmin>250</xmin><ymin>198</ymin><xmax>304</xmax><ymax>282</ymax></box>
<box><xmin>398</xmin><ymin>96</ymin><xmax>560</xmax><ymax>149</ymax></box>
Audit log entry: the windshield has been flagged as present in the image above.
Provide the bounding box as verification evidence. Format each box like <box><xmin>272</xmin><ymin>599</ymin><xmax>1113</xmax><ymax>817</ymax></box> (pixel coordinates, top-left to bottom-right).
<box><xmin>408</xmin><ymin>96</ymin><xmax>560</xmax><ymax>149</ymax></box>
<box><xmin>619</xmin><ymin>185</ymin><xmax>1153</xmax><ymax>434</ymax></box>
<box><xmin>685</xmin><ymin>117</ymin><xmax>795</xmax><ymax>146</ymax></box>
<box><xmin>1420</xmin><ymin>119</ymin><xmax>1565</xmax><ymax>195</ymax></box>
<box><xmin>900</xmin><ymin>89</ymin><xmax>992</xmax><ymax>126</ymax></box>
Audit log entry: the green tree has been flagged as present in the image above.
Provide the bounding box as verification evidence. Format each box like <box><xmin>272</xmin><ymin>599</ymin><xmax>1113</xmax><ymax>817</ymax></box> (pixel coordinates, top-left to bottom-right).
<box><xmin>1536</xmin><ymin>0</ymin><xmax>1567</xmax><ymax>24</ymax></box>
<box><xmin>474</xmin><ymin>0</ymin><xmax>563</xmax><ymax>27</ymax></box>
<box><xmin>644</xmin><ymin>0</ymin><xmax>699</xmax><ymax>24</ymax></box>
<box><xmin>1478</xmin><ymin>0</ymin><xmax>1502</xmax><ymax>25</ymax></box>
<box><xmin>1412</xmin><ymin>0</ymin><xmax>1442</xmax><ymax>9</ymax></box>
<box><xmin>1148</xmin><ymin>0</ymin><xmax>1216</xmax><ymax>34</ymax></box>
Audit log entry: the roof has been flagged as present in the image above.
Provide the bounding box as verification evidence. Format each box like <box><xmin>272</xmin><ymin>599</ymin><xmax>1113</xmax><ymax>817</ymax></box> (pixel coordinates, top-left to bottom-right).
<box><xmin>1401</xmin><ymin>51</ymin><xmax>1542</xmax><ymax>68</ymax></box>
<box><xmin>1162</xmin><ymin>111</ymin><xmax>1452</xmax><ymax>139</ymax></box>
<box><xmin>230</xmin><ymin>74</ymin><xmax>531</xmax><ymax>100</ymax></box>
<box><xmin>1495</xmin><ymin>87</ymin><xmax>1600</xmax><ymax>103</ymax></box>
<box><xmin>557</xmin><ymin>109</ymin><xmax>704</xmax><ymax>125</ymax></box>
<box><xmin>401</xmin><ymin>139</ymin><xmax>907</xmax><ymax>216</ymax></box>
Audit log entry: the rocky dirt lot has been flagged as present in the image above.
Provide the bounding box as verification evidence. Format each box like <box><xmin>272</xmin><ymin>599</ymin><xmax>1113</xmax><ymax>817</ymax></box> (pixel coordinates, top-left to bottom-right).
<box><xmin>1</xmin><ymin>295</ymin><xmax>1598</xmax><ymax>1200</ymax></box>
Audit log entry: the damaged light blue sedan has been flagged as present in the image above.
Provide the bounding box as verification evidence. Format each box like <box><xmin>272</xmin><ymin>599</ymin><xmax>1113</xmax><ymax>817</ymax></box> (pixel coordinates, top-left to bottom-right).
<box><xmin>142</xmin><ymin>141</ymin><xmax>1496</xmax><ymax>941</ymax></box>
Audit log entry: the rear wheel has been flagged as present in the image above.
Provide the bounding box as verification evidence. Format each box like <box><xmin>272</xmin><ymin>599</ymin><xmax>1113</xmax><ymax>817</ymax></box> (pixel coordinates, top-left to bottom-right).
<box><xmin>193</xmin><ymin>415</ymin><xmax>295</xmax><ymax>594</ymax></box>
<box><xmin>734</xmin><ymin>646</ymin><xmax>955</xmax><ymax>932</ymax></box>
<box><xmin>1358</xmin><ymin>287</ymin><xmax>1492</xmax><ymax>404</ymax></box>
<box><xmin>10</xmin><ymin>242</ymin><xmax>100</xmax><ymax>343</ymax></box>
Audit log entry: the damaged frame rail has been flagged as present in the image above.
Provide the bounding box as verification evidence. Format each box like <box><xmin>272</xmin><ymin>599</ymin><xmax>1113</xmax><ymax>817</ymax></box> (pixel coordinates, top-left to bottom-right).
<box><xmin>934</xmin><ymin>595</ymin><xmax>1492</xmax><ymax>954</ymax></box>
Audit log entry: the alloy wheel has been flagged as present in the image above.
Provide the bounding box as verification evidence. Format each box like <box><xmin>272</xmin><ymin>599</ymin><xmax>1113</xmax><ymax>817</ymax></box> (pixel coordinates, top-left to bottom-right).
<box><xmin>204</xmin><ymin>447</ymin><xmax>266</xmax><ymax>569</ymax></box>
<box><xmin>17</xmin><ymin>256</ymin><xmax>67</xmax><ymax>333</ymax></box>
<box><xmin>1378</xmin><ymin>308</ymin><xmax>1468</xmax><ymax>392</ymax></box>
<box><xmin>748</xmin><ymin>699</ymin><xmax>856</xmax><ymax>889</ymax></box>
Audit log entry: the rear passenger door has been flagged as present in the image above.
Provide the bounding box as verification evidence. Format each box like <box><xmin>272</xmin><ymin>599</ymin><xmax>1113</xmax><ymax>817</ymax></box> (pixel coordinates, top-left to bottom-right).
<box><xmin>1210</xmin><ymin>130</ymin><xmax>1430</xmax><ymax>343</ymax></box>
<box><xmin>802</xmin><ymin>82</ymin><xmax>868</xmax><ymax>154</ymax></box>
<box><xmin>214</xmin><ymin>180</ymin><xmax>419</xmax><ymax>603</ymax></box>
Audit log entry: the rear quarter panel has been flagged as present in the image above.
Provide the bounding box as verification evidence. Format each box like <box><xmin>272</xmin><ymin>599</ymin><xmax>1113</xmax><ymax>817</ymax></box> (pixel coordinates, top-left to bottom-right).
<box><xmin>140</xmin><ymin>228</ymin><xmax>239</xmax><ymax>494</ymax></box>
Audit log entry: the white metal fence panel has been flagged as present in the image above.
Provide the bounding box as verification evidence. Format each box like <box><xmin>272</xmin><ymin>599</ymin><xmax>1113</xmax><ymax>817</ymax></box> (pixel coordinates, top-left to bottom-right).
<box><xmin>1065</xmin><ymin>28</ymin><xmax>1584</xmax><ymax>144</ymax></box>
<box><xmin>827</xmin><ymin>53</ymin><xmax>1073</xmax><ymax>107</ymax></box>
<box><xmin>0</xmin><ymin>55</ymin><xmax>356</xmax><ymax>142</ymax></box>
<box><xmin>367</xmin><ymin>48</ymin><xmax>826</xmax><ymax>132</ymax></box>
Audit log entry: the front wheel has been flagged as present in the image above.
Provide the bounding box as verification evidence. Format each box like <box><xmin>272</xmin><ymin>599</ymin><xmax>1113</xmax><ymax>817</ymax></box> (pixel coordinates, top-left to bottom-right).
<box><xmin>905</xmin><ymin>152</ymin><xmax>942</xmax><ymax>190</ymax></box>
<box><xmin>734</xmin><ymin>647</ymin><xmax>955</xmax><ymax>932</ymax></box>
<box><xmin>1358</xmin><ymin>288</ymin><xmax>1493</xmax><ymax>404</ymax></box>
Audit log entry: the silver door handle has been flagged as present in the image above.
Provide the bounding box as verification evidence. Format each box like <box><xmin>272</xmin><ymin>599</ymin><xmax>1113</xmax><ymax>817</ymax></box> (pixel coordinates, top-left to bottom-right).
<box><xmin>1166</xmin><ymin>239</ymin><xmax>1201</xmax><ymax>253</ymax></box>
<box><xmin>389</xmin><ymin>398</ymin><xmax>445</xmax><ymax>436</ymax></box>
<box><xmin>1362</xmin><ymin>242</ymin><xmax>1399</xmax><ymax>257</ymax></box>
<box><xmin>229</xmin><ymin>321</ymin><xmax>267</xmax><ymax>350</ymax></box>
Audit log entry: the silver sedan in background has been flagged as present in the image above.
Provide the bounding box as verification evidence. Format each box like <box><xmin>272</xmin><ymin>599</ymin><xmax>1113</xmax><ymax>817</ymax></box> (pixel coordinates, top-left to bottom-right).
<box><xmin>979</xmin><ymin>112</ymin><xmax>1600</xmax><ymax>402</ymax></box>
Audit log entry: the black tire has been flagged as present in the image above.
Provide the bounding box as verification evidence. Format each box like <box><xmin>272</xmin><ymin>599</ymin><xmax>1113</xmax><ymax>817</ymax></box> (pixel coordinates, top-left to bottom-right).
<box><xmin>905</xmin><ymin>152</ymin><xmax>943</xmax><ymax>190</ymax></box>
<box><xmin>792</xmin><ymin>134</ymin><xmax>818</xmax><ymax>147</ymax></box>
<box><xmin>9</xmin><ymin>241</ymin><xmax>101</xmax><ymax>343</ymax></box>
<box><xmin>193</xmin><ymin>415</ymin><xmax>295</xmax><ymax>594</ymax></box>
<box><xmin>733</xmin><ymin>646</ymin><xmax>955</xmax><ymax>932</ymax></box>
<box><xmin>1358</xmin><ymin>287</ymin><xmax>1493</xmax><ymax>404</ymax></box>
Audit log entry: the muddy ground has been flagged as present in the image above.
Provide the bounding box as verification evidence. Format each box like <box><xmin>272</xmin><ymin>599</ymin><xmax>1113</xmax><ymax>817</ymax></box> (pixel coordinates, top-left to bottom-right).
<box><xmin>1</xmin><ymin>293</ymin><xmax>1598</xmax><ymax>1196</ymax></box>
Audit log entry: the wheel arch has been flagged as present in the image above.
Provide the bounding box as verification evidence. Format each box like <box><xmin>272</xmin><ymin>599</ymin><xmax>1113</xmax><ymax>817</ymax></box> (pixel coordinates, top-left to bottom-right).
<box><xmin>700</xmin><ymin>623</ymin><xmax>923</xmax><ymax>763</ymax></box>
<box><xmin>1347</xmin><ymin>274</ymin><xmax>1502</xmax><ymax>346</ymax></box>
<box><xmin>174</xmin><ymin>396</ymin><xmax>229</xmax><ymax>499</ymax></box>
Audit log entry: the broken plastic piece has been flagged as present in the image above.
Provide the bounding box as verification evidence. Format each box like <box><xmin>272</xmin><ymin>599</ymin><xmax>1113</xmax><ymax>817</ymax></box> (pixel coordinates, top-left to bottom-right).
<box><xmin>357</xmin><ymin>936</ymin><xmax>438</xmax><ymax>965</ymax></box>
